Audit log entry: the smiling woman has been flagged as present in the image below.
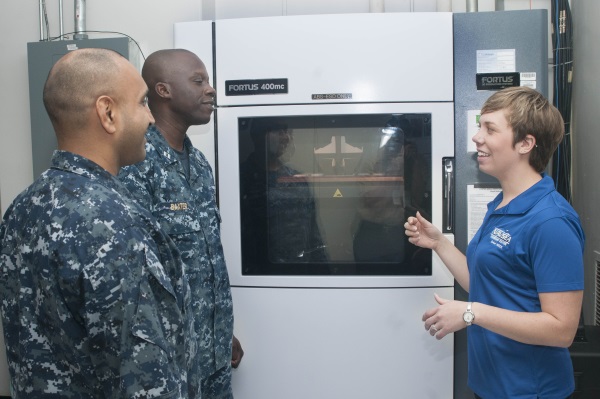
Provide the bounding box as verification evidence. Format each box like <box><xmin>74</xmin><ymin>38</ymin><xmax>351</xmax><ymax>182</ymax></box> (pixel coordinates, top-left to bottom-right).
<box><xmin>473</xmin><ymin>109</ymin><xmax>527</xmax><ymax>184</ymax></box>
<box><xmin>406</xmin><ymin>86</ymin><xmax>585</xmax><ymax>399</ymax></box>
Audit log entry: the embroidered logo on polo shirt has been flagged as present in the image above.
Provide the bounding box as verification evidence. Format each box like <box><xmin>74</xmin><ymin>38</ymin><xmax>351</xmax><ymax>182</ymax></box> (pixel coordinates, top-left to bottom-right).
<box><xmin>490</xmin><ymin>227</ymin><xmax>511</xmax><ymax>249</ymax></box>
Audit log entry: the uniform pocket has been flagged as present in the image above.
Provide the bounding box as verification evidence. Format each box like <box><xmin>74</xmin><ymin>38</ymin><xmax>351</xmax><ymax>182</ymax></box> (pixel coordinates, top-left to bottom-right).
<box><xmin>126</xmin><ymin>248</ymin><xmax>185</xmax><ymax>398</ymax></box>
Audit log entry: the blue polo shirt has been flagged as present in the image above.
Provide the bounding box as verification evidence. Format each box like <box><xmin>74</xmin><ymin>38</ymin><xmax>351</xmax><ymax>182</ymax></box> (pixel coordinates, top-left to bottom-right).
<box><xmin>466</xmin><ymin>174</ymin><xmax>584</xmax><ymax>399</ymax></box>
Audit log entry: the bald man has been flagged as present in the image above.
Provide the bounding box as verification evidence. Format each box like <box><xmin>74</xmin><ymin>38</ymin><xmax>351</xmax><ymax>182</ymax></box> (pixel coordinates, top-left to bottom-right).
<box><xmin>119</xmin><ymin>49</ymin><xmax>242</xmax><ymax>399</ymax></box>
<box><xmin>0</xmin><ymin>48</ymin><xmax>195</xmax><ymax>397</ymax></box>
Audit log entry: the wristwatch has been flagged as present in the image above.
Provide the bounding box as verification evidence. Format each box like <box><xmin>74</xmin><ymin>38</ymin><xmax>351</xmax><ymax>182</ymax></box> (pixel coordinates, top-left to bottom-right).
<box><xmin>463</xmin><ymin>302</ymin><xmax>475</xmax><ymax>326</ymax></box>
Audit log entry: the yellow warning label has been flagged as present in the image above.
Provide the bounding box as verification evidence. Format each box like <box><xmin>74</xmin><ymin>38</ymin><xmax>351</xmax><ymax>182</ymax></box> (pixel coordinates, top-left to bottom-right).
<box><xmin>333</xmin><ymin>189</ymin><xmax>343</xmax><ymax>198</ymax></box>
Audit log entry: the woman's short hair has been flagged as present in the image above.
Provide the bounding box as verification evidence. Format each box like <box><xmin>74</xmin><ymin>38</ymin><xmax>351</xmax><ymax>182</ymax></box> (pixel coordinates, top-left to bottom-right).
<box><xmin>480</xmin><ymin>86</ymin><xmax>564</xmax><ymax>173</ymax></box>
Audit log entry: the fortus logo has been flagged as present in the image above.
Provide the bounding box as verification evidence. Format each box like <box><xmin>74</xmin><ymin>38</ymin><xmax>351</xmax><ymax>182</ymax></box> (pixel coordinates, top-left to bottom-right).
<box><xmin>476</xmin><ymin>72</ymin><xmax>520</xmax><ymax>90</ymax></box>
<box><xmin>228</xmin><ymin>83</ymin><xmax>259</xmax><ymax>92</ymax></box>
<box><xmin>482</xmin><ymin>76</ymin><xmax>514</xmax><ymax>85</ymax></box>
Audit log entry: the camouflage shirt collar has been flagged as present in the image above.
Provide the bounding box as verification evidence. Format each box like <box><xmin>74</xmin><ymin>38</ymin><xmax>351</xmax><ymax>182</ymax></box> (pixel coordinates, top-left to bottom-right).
<box><xmin>50</xmin><ymin>150</ymin><xmax>126</xmax><ymax>193</ymax></box>
<box><xmin>146</xmin><ymin>125</ymin><xmax>193</xmax><ymax>165</ymax></box>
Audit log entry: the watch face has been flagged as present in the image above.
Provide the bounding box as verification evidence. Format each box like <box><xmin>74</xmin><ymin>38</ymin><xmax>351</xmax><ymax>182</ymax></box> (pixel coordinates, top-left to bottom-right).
<box><xmin>463</xmin><ymin>312</ymin><xmax>474</xmax><ymax>323</ymax></box>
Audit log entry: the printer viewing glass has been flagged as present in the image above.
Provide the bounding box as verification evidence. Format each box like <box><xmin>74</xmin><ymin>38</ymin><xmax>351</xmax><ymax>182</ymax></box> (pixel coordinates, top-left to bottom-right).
<box><xmin>238</xmin><ymin>113</ymin><xmax>432</xmax><ymax>276</ymax></box>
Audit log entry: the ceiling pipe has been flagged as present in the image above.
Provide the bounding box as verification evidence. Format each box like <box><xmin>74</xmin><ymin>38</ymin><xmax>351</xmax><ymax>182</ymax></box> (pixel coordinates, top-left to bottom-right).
<box><xmin>74</xmin><ymin>0</ymin><xmax>88</xmax><ymax>39</ymax></box>
<box><xmin>59</xmin><ymin>0</ymin><xmax>64</xmax><ymax>40</ymax></box>
<box><xmin>39</xmin><ymin>0</ymin><xmax>45</xmax><ymax>41</ymax></box>
<box><xmin>466</xmin><ymin>0</ymin><xmax>478</xmax><ymax>12</ymax></box>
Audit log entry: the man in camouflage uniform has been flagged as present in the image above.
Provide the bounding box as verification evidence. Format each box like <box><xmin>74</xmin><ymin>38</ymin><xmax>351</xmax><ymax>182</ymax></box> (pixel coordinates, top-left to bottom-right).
<box><xmin>0</xmin><ymin>48</ymin><xmax>195</xmax><ymax>398</ymax></box>
<box><xmin>119</xmin><ymin>49</ymin><xmax>242</xmax><ymax>399</ymax></box>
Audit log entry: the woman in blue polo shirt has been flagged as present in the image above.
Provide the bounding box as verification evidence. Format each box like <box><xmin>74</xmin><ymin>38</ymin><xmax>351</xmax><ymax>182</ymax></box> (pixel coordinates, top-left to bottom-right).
<box><xmin>405</xmin><ymin>86</ymin><xmax>584</xmax><ymax>399</ymax></box>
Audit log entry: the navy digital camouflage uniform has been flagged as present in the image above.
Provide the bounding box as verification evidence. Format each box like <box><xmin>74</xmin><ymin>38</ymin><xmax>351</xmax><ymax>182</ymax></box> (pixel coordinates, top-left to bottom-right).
<box><xmin>119</xmin><ymin>126</ymin><xmax>234</xmax><ymax>398</ymax></box>
<box><xmin>0</xmin><ymin>151</ymin><xmax>195</xmax><ymax>398</ymax></box>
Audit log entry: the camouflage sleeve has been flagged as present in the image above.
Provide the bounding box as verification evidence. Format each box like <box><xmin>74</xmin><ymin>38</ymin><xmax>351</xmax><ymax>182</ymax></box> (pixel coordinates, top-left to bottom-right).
<box><xmin>77</xmin><ymin>227</ymin><xmax>186</xmax><ymax>398</ymax></box>
<box><xmin>0</xmin><ymin>211</ymin><xmax>7</xmax><ymax>248</ymax></box>
<box><xmin>119</xmin><ymin>163</ymin><xmax>155</xmax><ymax>212</ymax></box>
